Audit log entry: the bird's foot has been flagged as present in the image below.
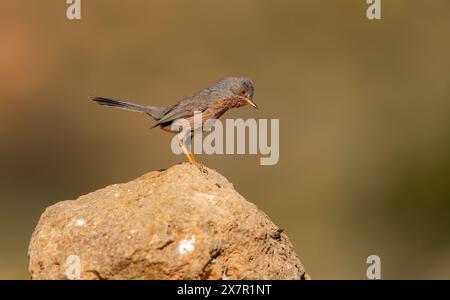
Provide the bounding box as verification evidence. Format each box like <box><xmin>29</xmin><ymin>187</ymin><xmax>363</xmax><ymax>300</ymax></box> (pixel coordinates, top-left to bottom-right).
<box><xmin>191</xmin><ymin>162</ymin><xmax>208</xmax><ymax>174</ymax></box>
<box><xmin>184</xmin><ymin>151</ymin><xmax>207</xmax><ymax>174</ymax></box>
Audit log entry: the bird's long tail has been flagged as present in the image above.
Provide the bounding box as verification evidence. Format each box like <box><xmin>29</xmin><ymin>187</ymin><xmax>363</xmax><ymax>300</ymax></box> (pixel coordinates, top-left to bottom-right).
<box><xmin>90</xmin><ymin>96</ymin><xmax>168</xmax><ymax>120</ymax></box>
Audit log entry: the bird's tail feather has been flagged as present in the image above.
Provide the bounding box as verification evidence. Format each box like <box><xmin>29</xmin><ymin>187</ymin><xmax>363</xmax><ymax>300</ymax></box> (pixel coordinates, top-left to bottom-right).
<box><xmin>90</xmin><ymin>96</ymin><xmax>167</xmax><ymax>120</ymax></box>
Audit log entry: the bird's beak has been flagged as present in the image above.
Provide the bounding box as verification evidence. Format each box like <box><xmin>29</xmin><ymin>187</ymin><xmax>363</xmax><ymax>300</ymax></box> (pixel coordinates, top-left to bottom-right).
<box><xmin>244</xmin><ymin>98</ymin><xmax>258</xmax><ymax>109</ymax></box>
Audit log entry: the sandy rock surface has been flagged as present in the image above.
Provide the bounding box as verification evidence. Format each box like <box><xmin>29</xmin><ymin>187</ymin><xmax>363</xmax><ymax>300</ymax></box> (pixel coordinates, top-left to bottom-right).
<box><xmin>29</xmin><ymin>163</ymin><xmax>305</xmax><ymax>279</ymax></box>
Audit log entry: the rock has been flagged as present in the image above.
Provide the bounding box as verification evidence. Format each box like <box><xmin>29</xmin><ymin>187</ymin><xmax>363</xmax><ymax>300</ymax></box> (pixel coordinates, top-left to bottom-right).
<box><xmin>28</xmin><ymin>163</ymin><xmax>306</xmax><ymax>279</ymax></box>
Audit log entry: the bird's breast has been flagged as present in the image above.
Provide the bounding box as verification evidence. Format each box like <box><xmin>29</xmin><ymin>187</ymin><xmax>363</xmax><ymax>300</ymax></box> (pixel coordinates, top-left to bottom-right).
<box><xmin>158</xmin><ymin>99</ymin><xmax>238</xmax><ymax>133</ymax></box>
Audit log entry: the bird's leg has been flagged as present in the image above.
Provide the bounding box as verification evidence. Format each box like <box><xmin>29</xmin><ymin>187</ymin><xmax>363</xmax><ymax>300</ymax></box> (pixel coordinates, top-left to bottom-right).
<box><xmin>188</xmin><ymin>153</ymin><xmax>198</xmax><ymax>164</ymax></box>
<box><xmin>178</xmin><ymin>139</ymin><xmax>194</xmax><ymax>163</ymax></box>
<box><xmin>179</xmin><ymin>138</ymin><xmax>204</xmax><ymax>172</ymax></box>
<box><xmin>189</xmin><ymin>131</ymin><xmax>208</xmax><ymax>173</ymax></box>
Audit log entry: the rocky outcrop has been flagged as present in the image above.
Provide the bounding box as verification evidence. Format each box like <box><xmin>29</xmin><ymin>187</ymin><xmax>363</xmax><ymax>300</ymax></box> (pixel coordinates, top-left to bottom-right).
<box><xmin>28</xmin><ymin>163</ymin><xmax>305</xmax><ymax>279</ymax></box>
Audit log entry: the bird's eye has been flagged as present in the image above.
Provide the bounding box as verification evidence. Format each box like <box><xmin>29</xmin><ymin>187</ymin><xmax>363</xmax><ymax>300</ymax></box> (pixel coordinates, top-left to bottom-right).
<box><xmin>240</xmin><ymin>89</ymin><xmax>247</xmax><ymax>96</ymax></box>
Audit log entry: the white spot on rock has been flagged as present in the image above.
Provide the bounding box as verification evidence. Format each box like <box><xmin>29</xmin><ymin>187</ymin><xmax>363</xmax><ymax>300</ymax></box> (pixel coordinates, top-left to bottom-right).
<box><xmin>114</xmin><ymin>192</ymin><xmax>120</xmax><ymax>198</ymax></box>
<box><xmin>74</xmin><ymin>218</ymin><xmax>86</xmax><ymax>227</ymax></box>
<box><xmin>195</xmin><ymin>192</ymin><xmax>217</xmax><ymax>202</ymax></box>
<box><xmin>178</xmin><ymin>236</ymin><xmax>196</xmax><ymax>254</ymax></box>
<box><xmin>127</xmin><ymin>229</ymin><xmax>138</xmax><ymax>240</ymax></box>
<box><xmin>127</xmin><ymin>189</ymin><xmax>132</xmax><ymax>193</ymax></box>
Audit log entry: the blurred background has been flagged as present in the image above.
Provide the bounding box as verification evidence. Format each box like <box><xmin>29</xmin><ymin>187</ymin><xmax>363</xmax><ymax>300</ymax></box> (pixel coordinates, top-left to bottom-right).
<box><xmin>1</xmin><ymin>0</ymin><xmax>450</xmax><ymax>279</ymax></box>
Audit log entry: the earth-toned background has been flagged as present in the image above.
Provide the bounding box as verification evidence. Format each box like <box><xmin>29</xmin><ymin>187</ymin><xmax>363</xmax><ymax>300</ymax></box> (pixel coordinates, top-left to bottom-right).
<box><xmin>1</xmin><ymin>0</ymin><xmax>450</xmax><ymax>279</ymax></box>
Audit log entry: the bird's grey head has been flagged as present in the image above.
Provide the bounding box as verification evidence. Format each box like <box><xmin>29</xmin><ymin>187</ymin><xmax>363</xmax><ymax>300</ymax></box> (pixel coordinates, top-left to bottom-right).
<box><xmin>215</xmin><ymin>77</ymin><xmax>257</xmax><ymax>109</ymax></box>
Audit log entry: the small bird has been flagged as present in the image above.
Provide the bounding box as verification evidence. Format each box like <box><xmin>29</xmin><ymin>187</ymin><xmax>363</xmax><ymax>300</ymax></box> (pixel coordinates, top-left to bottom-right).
<box><xmin>91</xmin><ymin>77</ymin><xmax>257</xmax><ymax>167</ymax></box>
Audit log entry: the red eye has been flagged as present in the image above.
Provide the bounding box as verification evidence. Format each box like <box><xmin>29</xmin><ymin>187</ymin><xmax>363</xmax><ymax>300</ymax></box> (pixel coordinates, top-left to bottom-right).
<box><xmin>241</xmin><ymin>89</ymin><xmax>247</xmax><ymax>96</ymax></box>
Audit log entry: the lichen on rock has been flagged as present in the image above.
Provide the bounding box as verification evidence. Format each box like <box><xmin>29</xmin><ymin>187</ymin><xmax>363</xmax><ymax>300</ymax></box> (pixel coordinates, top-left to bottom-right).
<box><xmin>28</xmin><ymin>163</ymin><xmax>305</xmax><ymax>279</ymax></box>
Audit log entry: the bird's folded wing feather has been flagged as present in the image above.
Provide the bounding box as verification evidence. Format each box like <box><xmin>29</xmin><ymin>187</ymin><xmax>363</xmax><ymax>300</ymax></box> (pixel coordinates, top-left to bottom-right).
<box><xmin>156</xmin><ymin>96</ymin><xmax>209</xmax><ymax>125</ymax></box>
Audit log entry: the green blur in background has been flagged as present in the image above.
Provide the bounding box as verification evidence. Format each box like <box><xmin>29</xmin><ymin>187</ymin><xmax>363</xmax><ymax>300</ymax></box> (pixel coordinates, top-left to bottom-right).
<box><xmin>1</xmin><ymin>0</ymin><xmax>450</xmax><ymax>279</ymax></box>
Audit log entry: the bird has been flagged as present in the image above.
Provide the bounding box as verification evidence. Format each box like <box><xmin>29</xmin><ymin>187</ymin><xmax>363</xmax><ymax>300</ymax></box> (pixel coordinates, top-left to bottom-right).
<box><xmin>91</xmin><ymin>77</ymin><xmax>257</xmax><ymax>168</ymax></box>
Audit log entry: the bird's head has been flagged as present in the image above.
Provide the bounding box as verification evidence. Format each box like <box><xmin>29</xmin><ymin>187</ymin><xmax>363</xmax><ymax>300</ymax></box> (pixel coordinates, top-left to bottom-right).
<box><xmin>216</xmin><ymin>77</ymin><xmax>257</xmax><ymax>109</ymax></box>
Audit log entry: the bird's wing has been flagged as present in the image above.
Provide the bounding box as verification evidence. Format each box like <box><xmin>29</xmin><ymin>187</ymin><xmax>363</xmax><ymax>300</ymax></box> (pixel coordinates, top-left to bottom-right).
<box><xmin>156</xmin><ymin>96</ymin><xmax>209</xmax><ymax>125</ymax></box>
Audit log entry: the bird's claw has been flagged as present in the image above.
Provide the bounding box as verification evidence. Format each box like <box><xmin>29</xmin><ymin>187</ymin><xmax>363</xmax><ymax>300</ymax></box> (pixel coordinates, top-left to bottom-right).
<box><xmin>192</xmin><ymin>162</ymin><xmax>208</xmax><ymax>174</ymax></box>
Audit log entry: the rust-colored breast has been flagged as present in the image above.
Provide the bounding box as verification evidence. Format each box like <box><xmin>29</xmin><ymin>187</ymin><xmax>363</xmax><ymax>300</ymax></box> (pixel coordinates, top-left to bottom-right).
<box><xmin>160</xmin><ymin>98</ymin><xmax>242</xmax><ymax>132</ymax></box>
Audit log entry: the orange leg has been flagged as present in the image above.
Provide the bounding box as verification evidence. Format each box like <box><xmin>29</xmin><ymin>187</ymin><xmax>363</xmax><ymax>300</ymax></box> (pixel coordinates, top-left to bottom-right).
<box><xmin>179</xmin><ymin>139</ymin><xmax>201</xmax><ymax>167</ymax></box>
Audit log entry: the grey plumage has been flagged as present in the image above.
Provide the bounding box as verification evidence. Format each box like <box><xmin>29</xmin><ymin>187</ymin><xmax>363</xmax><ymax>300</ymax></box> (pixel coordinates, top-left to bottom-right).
<box><xmin>91</xmin><ymin>77</ymin><xmax>255</xmax><ymax>128</ymax></box>
<box><xmin>155</xmin><ymin>77</ymin><xmax>254</xmax><ymax>126</ymax></box>
<box><xmin>90</xmin><ymin>97</ymin><xmax>168</xmax><ymax>120</ymax></box>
